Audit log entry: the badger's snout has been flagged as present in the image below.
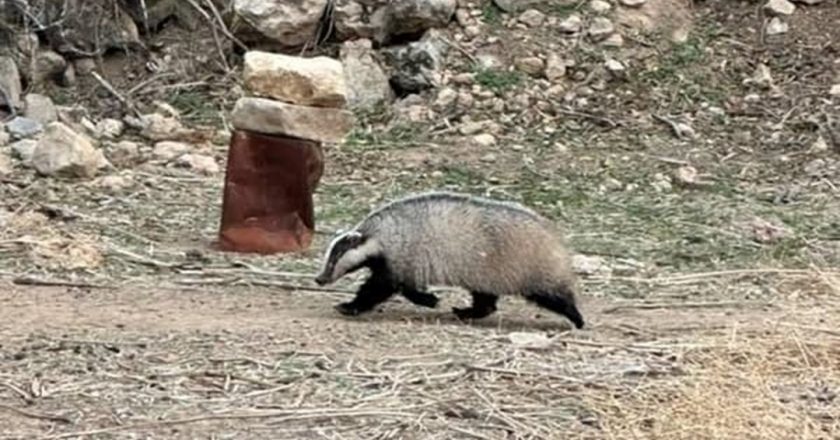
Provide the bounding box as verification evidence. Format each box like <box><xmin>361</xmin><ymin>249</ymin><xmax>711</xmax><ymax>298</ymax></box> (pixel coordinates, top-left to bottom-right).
<box><xmin>314</xmin><ymin>272</ymin><xmax>330</xmax><ymax>286</ymax></box>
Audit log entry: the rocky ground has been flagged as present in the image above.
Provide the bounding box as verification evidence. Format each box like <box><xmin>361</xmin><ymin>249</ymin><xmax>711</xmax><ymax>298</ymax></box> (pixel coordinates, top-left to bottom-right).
<box><xmin>1</xmin><ymin>0</ymin><xmax>839</xmax><ymax>438</ymax></box>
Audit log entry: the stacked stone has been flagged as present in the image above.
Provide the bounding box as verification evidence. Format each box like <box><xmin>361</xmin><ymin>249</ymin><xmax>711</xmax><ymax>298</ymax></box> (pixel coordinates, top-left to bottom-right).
<box><xmin>218</xmin><ymin>51</ymin><xmax>354</xmax><ymax>254</ymax></box>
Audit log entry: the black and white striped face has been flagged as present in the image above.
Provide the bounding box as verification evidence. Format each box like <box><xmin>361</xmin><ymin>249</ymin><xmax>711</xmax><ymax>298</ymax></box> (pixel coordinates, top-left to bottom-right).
<box><xmin>314</xmin><ymin>231</ymin><xmax>367</xmax><ymax>285</ymax></box>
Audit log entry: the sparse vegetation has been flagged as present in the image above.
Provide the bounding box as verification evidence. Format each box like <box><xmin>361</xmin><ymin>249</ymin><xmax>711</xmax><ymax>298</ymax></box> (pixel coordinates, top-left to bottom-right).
<box><xmin>1</xmin><ymin>0</ymin><xmax>839</xmax><ymax>438</ymax></box>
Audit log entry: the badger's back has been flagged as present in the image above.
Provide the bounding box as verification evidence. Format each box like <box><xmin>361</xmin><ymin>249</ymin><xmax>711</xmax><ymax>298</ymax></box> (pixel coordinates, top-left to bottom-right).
<box><xmin>357</xmin><ymin>192</ymin><xmax>574</xmax><ymax>294</ymax></box>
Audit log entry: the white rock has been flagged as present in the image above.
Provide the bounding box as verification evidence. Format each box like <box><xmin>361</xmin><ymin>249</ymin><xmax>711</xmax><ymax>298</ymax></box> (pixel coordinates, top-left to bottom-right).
<box><xmin>434</xmin><ymin>87</ymin><xmax>458</xmax><ymax>109</ymax></box>
<box><xmin>518</xmin><ymin>9</ymin><xmax>546</xmax><ymax>27</ymax></box>
<box><xmin>10</xmin><ymin>139</ymin><xmax>37</xmax><ymax>164</ymax></box>
<box><xmin>97</xmin><ymin>175</ymin><xmax>133</xmax><ymax>192</ymax></box>
<box><xmin>6</xmin><ymin>117</ymin><xmax>43</xmax><ymax>139</ymax></box>
<box><xmin>0</xmin><ymin>151</ymin><xmax>11</xmax><ymax>176</ymax></box>
<box><xmin>809</xmin><ymin>136</ymin><xmax>828</xmax><ymax>152</ymax></box>
<box><xmin>588</xmin><ymin>17</ymin><xmax>615</xmax><ymax>40</ymax></box>
<box><xmin>605</xmin><ymin>59</ymin><xmax>625</xmax><ymax>73</ymax></box>
<box><xmin>234</xmin><ymin>0</ymin><xmax>327</xmax><ymax>47</ymax></box>
<box><xmin>31</xmin><ymin>122</ymin><xmax>108</xmax><ymax>178</ymax></box>
<box><xmin>766</xmin><ymin>17</ymin><xmax>788</xmax><ymax>35</ymax></box>
<box><xmin>473</xmin><ymin>133</ymin><xmax>496</xmax><ymax>147</ymax></box>
<box><xmin>95</xmin><ymin>118</ymin><xmax>125</xmax><ymax>139</ymax></box>
<box><xmin>764</xmin><ymin>0</ymin><xmax>796</xmax><ymax>16</ymax></box>
<box><xmin>829</xmin><ymin>84</ymin><xmax>840</xmax><ymax>96</ymax></box>
<box><xmin>516</xmin><ymin>57</ymin><xmax>545</xmax><ymax>76</ymax></box>
<box><xmin>507</xmin><ymin>331</ymin><xmax>553</xmax><ymax>349</ymax></box>
<box><xmin>152</xmin><ymin>141</ymin><xmax>191</xmax><ymax>160</ymax></box>
<box><xmin>602</xmin><ymin>33</ymin><xmax>625</xmax><ymax>47</ymax></box>
<box><xmin>480</xmin><ymin>153</ymin><xmax>497</xmax><ymax>162</ymax></box>
<box><xmin>107</xmin><ymin>140</ymin><xmax>141</xmax><ymax>166</ymax></box>
<box><xmin>572</xmin><ymin>254</ymin><xmax>609</xmax><ymax>275</ymax></box>
<box><xmin>33</xmin><ymin>50</ymin><xmax>67</xmax><ymax>84</ymax></box>
<box><xmin>749</xmin><ymin>217</ymin><xmax>790</xmax><ymax>243</ymax></box>
<box><xmin>545</xmin><ymin>54</ymin><xmax>567</xmax><ymax>81</ymax></box>
<box><xmin>230</xmin><ymin>97</ymin><xmax>354</xmax><ymax>144</ymax></box>
<box><xmin>138</xmin><ymin>113</ymin><xmax>191</xmax><ymax>141</ymax></box>
<box><xmin>177</xmin><ymin>154</ymin><xmax>219</xmax><ymax>175</ymax></box>
<box><xmin>589</xmin><ymin>0</ymin><xmax>612</xmax><ymax>13</ymax></box>
<box><xmin>243</xmin><ymin>50</ymin><xmax>347</xmax><ymax>107</ymax></box>
<box><xmin>0</xmin><ymin>56</ymin><xmax>22</xmax><ymax>109</ymax></box>
<box><xmin>22</xmin><ymin>94</ymin><xmax>58</xmax><ymax>124</ymax></box>
<box><xmin>674</xmin><ymin>165</ymin><xmax>698</xmax><ymax>186</ymax></box>
<box><xmin>558</xmin><ymin>14</ymin><xmax>583</xmax><ymax>33</ymax></box>
<box><xmin>619</xmin><ymin>0</ymin><xmax>646</xmax><ymax>6</ymax></box>
<box><xmin>340</xmin><ymin>39</ymin><xmax>393</xmax><ymax>110</ymax></box>
<box><xmin>460</xmin><ymin>121</ymin><xmax>486</xmax><ymax>135</ymax></box>
<box><xmin>791</xmin><ymin>0</ymin><xmax>823</xmax><ymax>4</ymax></box>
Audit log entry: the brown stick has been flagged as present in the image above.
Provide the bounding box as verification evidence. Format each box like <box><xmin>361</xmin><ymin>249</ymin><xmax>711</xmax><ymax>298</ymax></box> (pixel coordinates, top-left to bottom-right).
<box><xmin>0</xmin><ymin>404</ymin><xmax>72</xmax><ymax>424</ymax></box>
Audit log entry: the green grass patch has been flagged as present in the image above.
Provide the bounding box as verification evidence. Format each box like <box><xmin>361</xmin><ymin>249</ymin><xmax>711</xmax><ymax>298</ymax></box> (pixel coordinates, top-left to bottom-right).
<box><xmin>474</xmin><ymin>67</ymin><xmax>523</xmax><ymax>94</ymax></box>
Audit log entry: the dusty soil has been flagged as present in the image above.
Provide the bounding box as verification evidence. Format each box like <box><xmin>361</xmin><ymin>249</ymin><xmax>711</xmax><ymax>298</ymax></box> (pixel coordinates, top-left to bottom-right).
<box><xmin>1</xmin><ymin>274</ymin><xmax>839</xmax><ymax>439</ymax></box>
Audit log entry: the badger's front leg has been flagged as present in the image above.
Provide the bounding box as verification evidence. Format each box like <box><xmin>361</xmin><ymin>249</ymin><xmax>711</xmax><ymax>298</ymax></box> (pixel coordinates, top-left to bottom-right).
<box><xmin>335</xmin><ymin>269</ymin><xmax>395</xmax><ymax>316</ymax></box>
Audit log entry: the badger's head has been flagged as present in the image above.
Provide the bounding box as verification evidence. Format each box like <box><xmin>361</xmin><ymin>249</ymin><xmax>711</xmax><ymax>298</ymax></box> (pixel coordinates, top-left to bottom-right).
<box><xmin>314</xmin><ymin>230</ymin><xmax>381</xmax><ymax>285</ymax></box>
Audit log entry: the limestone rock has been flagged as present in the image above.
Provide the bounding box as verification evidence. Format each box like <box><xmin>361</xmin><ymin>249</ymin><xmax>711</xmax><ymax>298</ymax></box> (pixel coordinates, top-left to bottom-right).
<box><xmin>764</xmin><ymin>0</ymin><xmax>796</xmax><ymax>16</ymax></box>
<box><xmin>95</xmin><ymin>118</ymin><xmax>125</xmax><ymax>139</ymax></box>
<box><xmin>588</xmin><ymin>17</ymin><xmax>615</xmax><ymax>40</ymax></box>
<box><xmin>31</xmin><ymin>122</ymin><xmax>108</xmax><ymax>177</ymax></box>
<box><xmin>590</xmin><ymin>0</ymin><xmax>612</xmax><ymax>13</ymax></box>
<box><xmin>10</xmin><ymin>139</ymin><xmax>38</xmax><ymax>164</ymax></box>
<box><xmin>383</xmin><ymin>31</ymin><xmax>448</xmax><ymax>95</ymax></box>
<box><xmin>97</xmin><ymin>174</ymin><xmax>134</xmax><ymax>192</ymax></box>
<box><xmin>176</xmin><ymin>154</ymin><xmax>220</xmax><ymax>175</ymax></box>
<box><xmin>23</xmin><ymin>94</ymin><xmax>58</xmax><ymax>124</ymax></box>
<box><xmin>106</xmin><ymin>140</ymin><xmax>141</xmax><ymax>167</ymax></box>
<box><xmin>0</xmin><ymin>56</ymin><xmax>22</xmax><ymax>110</ymax></box>
<box><xmin>6</xmin><ymin>117</ymin><xmax>43</xmax><ymax>140</ymax></box>
<box><xmin>152</xmin><ymin>141</ymin><xmax>191</xmax><ymax>160</ymax></box>
<box><xmin>339</xmin><ymin>39</ymin><xmax>393</xmax><ymax>110</ymax></box>
<box><xmin>766</xmin><ymin>17</ymin><xmax>788</xmax><ymax>35</ymax></box>
<box><xmin>473</xmin><ymin>133</ymin><xmax>496</xmax><ymax>147</ymax></box>
<box><xmin>243</xmin><ymin>51</ymin><xmax>346</xmax><ymax>108</ymax></box>
<box><xmin>230</xmin><ymin>97</ymin><xmax>354</xmax><ymax>144</ymax></box>
<box><xmin>516</xmin><ymin>57</ymin><xmax>545</xmax><ymax>77</ymax></box>
<box><xmin>545</xmin><ymin>54</ymin><xmax>567</xmax><ymax>81</ymax></box>
<box><xmin>558</xmin><ymin>14</ymin><xmax>583</xmax><ymax>33</ymax></box>
<box><xmin>829</xmin><ymin>84</ymin><xmax>840</xmax><ymax>96</ymax></box>
<box><xmin>518</xmin><ymin>9</ymin><xmax>546</xmax><ymax>27</ymax></box>
<box><xmin>333</xmin><ymin>0</ymin><xmax>456</xmax><ymax>43</ymax></box>
<box><xmin>233</xmin><ymin>0</ymin><xmax>328</xmax><ymax>48</ymax></box>
<box><xmin>0</xmin><ymin>151</ymin><xmax>11</xmax><ymax>176</ymax></box>
<box><xmin>138</xmin><ymin>113</ymin><xmax>192</xmax><ymax>141</ymax></box>
<box><xmin>615</xmin><ymin>0</ymin><xmax>692</xmax><ymax>43</ymax></box>
<box><xmin>33</xmin><ymin>50</ymin><xmax>67</xmax><ymax>84</ymax></box>
<box><xmin>620</xmin><ymin>0</ymin><xmax>647</xmax><ymax>6</ymax></box>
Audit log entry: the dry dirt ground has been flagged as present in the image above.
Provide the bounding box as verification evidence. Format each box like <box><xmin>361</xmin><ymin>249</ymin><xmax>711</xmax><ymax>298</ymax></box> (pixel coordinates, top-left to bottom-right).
<box><xmin>2</xmin><ymin>0</ymin><xmax>840</xmax><ymax>438</ymax></box>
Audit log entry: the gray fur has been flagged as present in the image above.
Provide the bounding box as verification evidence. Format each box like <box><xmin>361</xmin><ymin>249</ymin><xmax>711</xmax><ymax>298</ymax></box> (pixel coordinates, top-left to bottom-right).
<box><xmin>315</xmin><ymin>191</ymin><xmax>583</xmax><ymax>327</ymax></box>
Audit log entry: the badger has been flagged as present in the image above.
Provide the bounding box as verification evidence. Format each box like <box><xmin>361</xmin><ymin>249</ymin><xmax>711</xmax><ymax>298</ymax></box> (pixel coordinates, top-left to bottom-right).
<box><xmin>314</xmin><ymin>191</ymin><xmax>585</xmax><ymax>329</ymax></box>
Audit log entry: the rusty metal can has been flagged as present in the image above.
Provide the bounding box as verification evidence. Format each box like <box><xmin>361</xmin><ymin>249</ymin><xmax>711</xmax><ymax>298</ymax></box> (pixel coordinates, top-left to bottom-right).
<box><xmin>217</xmin><ymin>129</ymin><xmax>324</xmax><ymax>254</ymax></box>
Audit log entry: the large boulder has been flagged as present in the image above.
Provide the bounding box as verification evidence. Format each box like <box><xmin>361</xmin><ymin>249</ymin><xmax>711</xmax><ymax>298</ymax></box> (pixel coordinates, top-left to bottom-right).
<box><xmin>230</xmin><ymin>97</ymin><xmax>353</xmax><ymax>144</ymax></box>
<box><xmin>339</xmin><ymin>39</ymin><xmax>393</xmax><ymax>110</ymax></box>
<box><xmin>23</xmin><ymin>94</ymin><xmax>58</xmax><ymax>125</ymax></box>
<box><xmin>382</xmin><ymin>30</ymin><xmax>448</xmax><ymax>96</ymax></box>
<box><xmin>334</xmin><ymin>0</ymin><xmax>456</xmax><ymax>44</ymax></box>
<box><xmin>0</xmin><ymin>56</ymin><xmax>22</xmax><ymax>110</ymax></box>
<box><xmin>233</xmin><ymin>0</ymin><xmax>328</xmax><ymax>48</ymax></box>
<box><xmin>31</xmin><ymin>122</ymin><xmax>109</xmax><ymax>178</ymax></box>
<box><xmin>242</xmin><ymin>51</ymin><xmax>347</xmax><ymax>108</ymax></box>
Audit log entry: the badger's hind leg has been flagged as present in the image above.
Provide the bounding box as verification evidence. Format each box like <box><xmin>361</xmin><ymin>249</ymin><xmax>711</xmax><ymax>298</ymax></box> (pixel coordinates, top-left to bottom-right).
<box><xmin>452</xmin><ymin>292</ymin><xmax>498</xmax><ymax>320</ymax></box>
<box><xmin>525</xmin><ymin>285</ymin><xmax>585</xmax><ymax>329</ymax></box>
<box><xmin>335</xmin><ymin>263</ymin><xmax>395</xmax><ymax>316</ymax></box>
<box><xmin>400</xmin><ymin>286</ymin><xmax>439</xmax><ymax>308</ymax></box>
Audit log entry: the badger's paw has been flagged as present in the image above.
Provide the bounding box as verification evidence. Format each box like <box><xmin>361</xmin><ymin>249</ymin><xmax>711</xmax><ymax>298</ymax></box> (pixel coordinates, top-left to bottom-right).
<box><xmin>335</xmin><ymin>302</ymin><xmax>364</xmax><ymax>316</ymax></box>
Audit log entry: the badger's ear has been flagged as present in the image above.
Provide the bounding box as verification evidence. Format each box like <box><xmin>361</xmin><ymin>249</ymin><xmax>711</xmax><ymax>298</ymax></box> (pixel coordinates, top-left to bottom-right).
<box><xmin>345</xmin><ymin>231</ymin><xmax>365</xmax><ymax>246</ymax></box>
